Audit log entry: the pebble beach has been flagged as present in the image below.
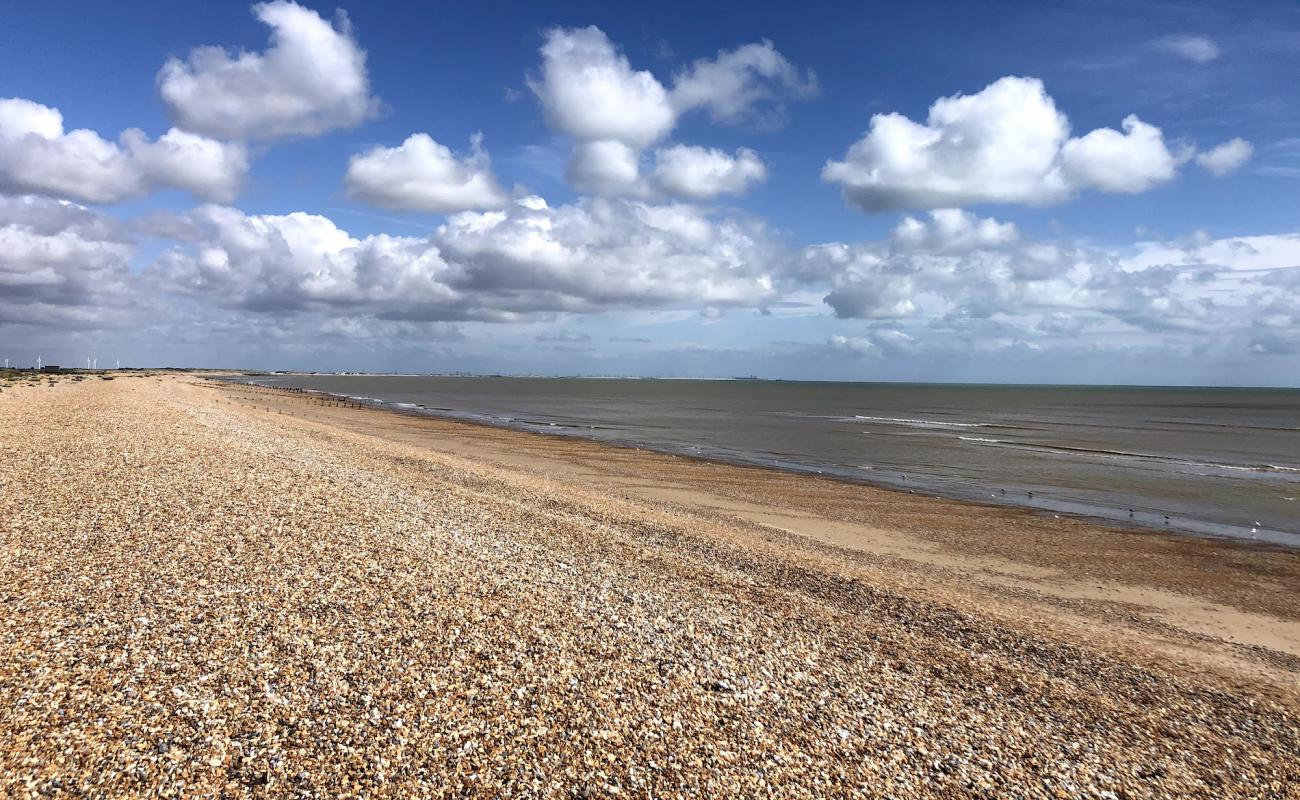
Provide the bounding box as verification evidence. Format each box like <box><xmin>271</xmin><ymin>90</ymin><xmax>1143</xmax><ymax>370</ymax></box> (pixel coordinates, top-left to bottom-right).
<box><xmin>2</xmin><ymin>374</ymin><xmax>1298</xmax><ymax>798</ymax></box>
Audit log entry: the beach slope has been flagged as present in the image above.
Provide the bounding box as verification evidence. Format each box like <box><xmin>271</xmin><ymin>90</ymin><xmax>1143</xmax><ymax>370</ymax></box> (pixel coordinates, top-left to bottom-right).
<box><xmin>1</xmin><ymin>375</ymin><xmax>1297</xmax><ymax>798</ymax></box>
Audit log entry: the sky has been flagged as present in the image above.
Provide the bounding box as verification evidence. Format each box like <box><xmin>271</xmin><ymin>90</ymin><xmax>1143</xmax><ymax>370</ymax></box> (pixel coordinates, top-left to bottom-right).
<box><xmin>1</xmin><ymin>0</ymin><xmax>1298</xmax><ymax>384</ymax></box>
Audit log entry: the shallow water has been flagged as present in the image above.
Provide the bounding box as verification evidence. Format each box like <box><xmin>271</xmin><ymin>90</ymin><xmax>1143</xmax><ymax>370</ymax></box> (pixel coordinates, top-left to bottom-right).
<box><xmin>241</xmin><ymin>376</ymin><xmax>1300</xmax><ymax>547</ymax></box>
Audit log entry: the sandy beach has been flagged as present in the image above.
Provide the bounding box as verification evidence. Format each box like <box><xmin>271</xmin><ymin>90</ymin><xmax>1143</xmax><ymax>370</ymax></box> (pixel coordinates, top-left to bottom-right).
<box><xmin>2</xmin><ymin>373</ymin><xmax>1297</xmax><ymax>798</ymax></box>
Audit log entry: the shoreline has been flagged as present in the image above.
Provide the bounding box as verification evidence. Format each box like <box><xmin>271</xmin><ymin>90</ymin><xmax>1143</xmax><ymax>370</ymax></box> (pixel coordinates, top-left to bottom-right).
<box><xmin>206</xmin><ymin>376</ymin><xmax>1300</xmax><ymax>684</ymax></box>
<box><xmin>3</xmin><ymin>374</ymin><xmax>1298</xmax><ymax>796</ymax></box>
<box><xmin>224</xmin><ymin>375</ymin><xmax>1300</xmax><ymax>550</ymax></box>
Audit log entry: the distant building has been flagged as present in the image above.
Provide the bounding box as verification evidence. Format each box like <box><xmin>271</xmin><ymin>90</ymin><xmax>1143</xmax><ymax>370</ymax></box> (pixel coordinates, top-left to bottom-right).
<box><xmin>41</xmin><ymin>365</ymin><xmax>61</xmax><ymax>373</ymax></box>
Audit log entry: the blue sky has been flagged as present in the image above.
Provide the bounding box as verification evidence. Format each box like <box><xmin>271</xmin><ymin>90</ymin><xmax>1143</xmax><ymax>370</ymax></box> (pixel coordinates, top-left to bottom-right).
<box><xmin>1</xmin><ymin>0</ymin><xmax>1298</xmax><ymax>383</ymax></box>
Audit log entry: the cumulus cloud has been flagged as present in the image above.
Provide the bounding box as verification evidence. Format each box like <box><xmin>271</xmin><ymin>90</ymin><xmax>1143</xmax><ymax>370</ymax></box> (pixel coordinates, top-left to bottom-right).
<box><xmin>344</xmin><ymin>133</ymin><xmax>508</xmax><ymax>213</ymax></box>
<box><xmin>802</xmin><ymin>210</ymin><xmax>1300</xmax><ymax>365</ymax></box>
<box><xmin>891</xmin><ymin>208</ymin><xmax>1018</xmax><ymax>253</ymax></box>
<box><xmin>147</xmin><ymin>196</ymin><xmax>784</xmax><ymax>320</ymax></box>
<box><xmin>126</xmin><ymin>128</ymin><xmax>250</xmax><ymax>202</ymax></box>
<box><xmin>158</xmin><ymin>0</ymin><xmax>378</xmax><ymax>139</ymax></box>
<box><xmin>528</xmin><ymin>26</ymin><xmax>808</xmax><ymax>198</ymax></box>
<box><xmin>568</xmin><ymin>141</ymin><xmax>768</xmax><ymax>201</ymax></box>
<box><xmin>1059</xmin><ymin>115</ymin><xmax>1178</xmax><ymax>193</ymax></box>
<box><xmin>1151</xmin><ymin>35</ymin><xmax>1219</xmax><ymax>64</ymax></box>
<box><xmin>7</xmin><ymin>191</ymin><xmax>1298</xmax><ymax>371</ymax></box>
<box><xmin>0</xmin><ymin>98</ymin><xmax>247</xmax><ymax>204</ymax></box>
<box><xmin>147</xmin><ymin>205</ymin><xmax>446</xmax><ymax>315</ymax></box>
<box><xmin>808</xmin><ymin>209</ymin><xmax>1209</xmax><ymax>332</ymax></box>
<box><xmin>1195</xmin><ymin>138</ymin><xmax>1253</xmax><ymax>176</ymax></box>
<box><xmin>826</xmin><ymin>334</ymin><xmax>878</xmax><ymax>358</ymax></box>
<box><xmin>528</xmin><ymin>26</ymin><xmax>676</xmax><ymax>148</ymax></box>
<box><xmin>567</xmin><ymin>140</ymin><xmax>645</xmax><ymax>195</ymax></box>
<box><xmin>650</xmin><ymin>145</ymin><xmax>766</xmax><ymax>199</ymax></box>
<box><xmin>0</xmin><ymin>195</ymin><xmax>136</xmax><ymax>327</ymax></box>
<box><xmin>669</xmin><ymin>40</ymin><xmax>817</xmax><ymax>125</ymax></box>
<box><xmin>822</xmin><ymin>76</ymin><xmax>1188</xmax><ymax>212</ymax></box>
<box><xmin>818</xmin><ymin>329</ymin><xmax>921</xmax><ymax>360</ymax></box>
<box><xmin>438</xmin><ymin>197</ymin><xmax>781</xmax><ymax>312</ymax></box>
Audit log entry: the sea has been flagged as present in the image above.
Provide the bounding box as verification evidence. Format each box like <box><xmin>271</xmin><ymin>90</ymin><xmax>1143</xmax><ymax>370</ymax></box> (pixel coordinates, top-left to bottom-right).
<box><xmin>235</xmin><ymin>375</ymin><xmax>1300</xmax><ymax>547</ymax></box>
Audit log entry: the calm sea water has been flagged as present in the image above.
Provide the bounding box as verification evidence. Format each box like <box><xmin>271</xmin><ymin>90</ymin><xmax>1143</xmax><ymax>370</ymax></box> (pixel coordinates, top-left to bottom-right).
<box><xmin>240</xmin><ymin>376</ymin><xmax>1300</xmax><ymax>547</ymax></box>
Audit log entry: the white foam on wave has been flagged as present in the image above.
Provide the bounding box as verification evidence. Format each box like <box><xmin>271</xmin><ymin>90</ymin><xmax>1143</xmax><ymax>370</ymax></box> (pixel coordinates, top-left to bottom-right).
<box><xmin>854</xmin><ymin>415</ymin><xmax>983</xmax><ymax>429</ymax></box>
<box><xmin>957</xmin><ymin>436</ymin><xmax>1300</xmax><ymax>475</ymax></box>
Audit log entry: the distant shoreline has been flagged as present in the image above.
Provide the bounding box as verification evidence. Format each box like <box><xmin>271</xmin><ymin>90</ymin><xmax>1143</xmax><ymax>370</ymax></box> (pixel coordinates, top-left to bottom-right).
<box><xmin>225</xmin><ymin>370</ymin><xmax>1300</xmax><ymax>391</ymax></box>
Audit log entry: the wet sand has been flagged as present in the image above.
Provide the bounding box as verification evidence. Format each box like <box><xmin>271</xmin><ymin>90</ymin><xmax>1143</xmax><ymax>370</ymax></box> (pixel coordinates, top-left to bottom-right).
<box><xmin>1</xmin><ymin>373</ymin><xmax>1297</xmax><ymax>797</ymax></box>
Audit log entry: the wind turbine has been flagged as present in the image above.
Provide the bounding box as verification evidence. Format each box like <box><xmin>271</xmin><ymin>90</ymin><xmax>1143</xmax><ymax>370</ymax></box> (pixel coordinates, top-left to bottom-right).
<box><xmin>37</xmin><ymin>355</ymin><xmax>42</xmax><ymax>370</ymax></box>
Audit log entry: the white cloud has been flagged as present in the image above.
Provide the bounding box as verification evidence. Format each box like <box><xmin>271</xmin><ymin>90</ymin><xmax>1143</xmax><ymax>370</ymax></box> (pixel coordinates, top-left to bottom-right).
<box><xmin>567</xmin><ymin>140</ymin><xmax>645</xmax><ymax>195</ymax></box>
<box><xmin>870</xmin><ymin>328</ymin><xmax>921</xmax><ymax>356</ymax></box>
<box><xmin>528</xmin><ymin>26</ymin><xmax>676</xmax><ymax>149</ymax></box>
<box><xmin>157</xmin><ymin>0</ymin><xmax>378</xmax><ymax>139</ymax></box>
<box><xmin>826</xmin><ymin>334</ymin><xmax>878</xmax><ymax>358</ymax></box>
<box><xmin>1059</xmin><ymin>115</ymin><xmax>1177</xmax><ymax>193</ymax></box>
<box><xmin>566</xmin><ymin>141</ymin><xmax>769</xmax><ymax>201</ymax></box>
<box><xmin>670</xmin><ymin>40</ymin><xmax>817</xmax><ymax>124</ymax></box>
<box><xmin>820</xmin><ymin>329</ymin><xmax>920</xmax><ymax>360</ymax></box>
<box><xmin>345</xmin><ymin>133</ymin><xmax>508</xmax><ymax>213</ymax></box>
<box><xmin>125</xmin><ymin>128</ymin><xmax>249</xmax><ymax>203</ymax></box>
<box><xmin>891</xmin><ymin>208</ymin><xmax>1018</xmax><ymax>254</ymax></box>
<box><xmin>0</xmin><ymin>97</ymin><xmax>247</xmax><ymax>204</ymax></box>
<box><xmin>1126</xmin><ymin>230</ymin><xmax>1300</xmax><ymax>272</ymax></box>
<box><xmin>0</xmin><ymin>195</ymin><xmax>136</xmax><ymax>327</ymax></box>
<box><xmin>147</xmin><ymin>205</ymin><xmax>454</xmax><ymax>315</ymax></box>
<box><xmin>822</xmin><ymin>76</ymin><xmax>1185</xmax><ymax>212</ymax></box>
<box><xmin>148</xmin><ymin>196</ymin><xmax>785</xmax><ymax>320</ymax></box>
<box><xmin>802</xmin><ymin>211</ymin><xmax>1300</xmax><ymax>365</ymax></box>
<box><xmin>1152</xmin><ymin>35</ymin><xmax>1219</xmax><ymax>64</ymax></box>
<box><xmin>0</xmin><ymin>96</ymin><xmax>63</xmax><ymax>140</ymax></box>
<box><xmin>809</xmin><ymin>210</ymin><xmax>1215</xmax><ymax>331</ymax></box>
<box><xmin>529</xmin><ymin>26</ymin><xmax>808</xmax><ymax>196</ymax></box>
<box><xmin>438</xmin><ymin>197</ymin><xmax>781</xmax><ymax>312</ymax></box>
<box><xmin>1195</xmin><ymin>138</ymin><xmax>1253</xmax><ymax>176</ymax></box>
<box><xmin>651</xmin><ymin>145</ymin><xmax>766</xmax><ymax>199</ymax></box>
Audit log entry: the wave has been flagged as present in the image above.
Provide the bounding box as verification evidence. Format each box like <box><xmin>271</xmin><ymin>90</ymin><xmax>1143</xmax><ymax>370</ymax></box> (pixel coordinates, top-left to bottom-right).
<box><xmin>853</xmin><ymin>415</ymin><xmax>985</xmax><ymax>429</ymax></box>
<box><xmin>957</xmin><ymin>436</ymin><xmax>1300</xmax><ymax>475</ymax></box>
<box><xmin>514</xmin><ymin>418</ymin><xmax>608</xmax><ymax>431</ymax></box>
